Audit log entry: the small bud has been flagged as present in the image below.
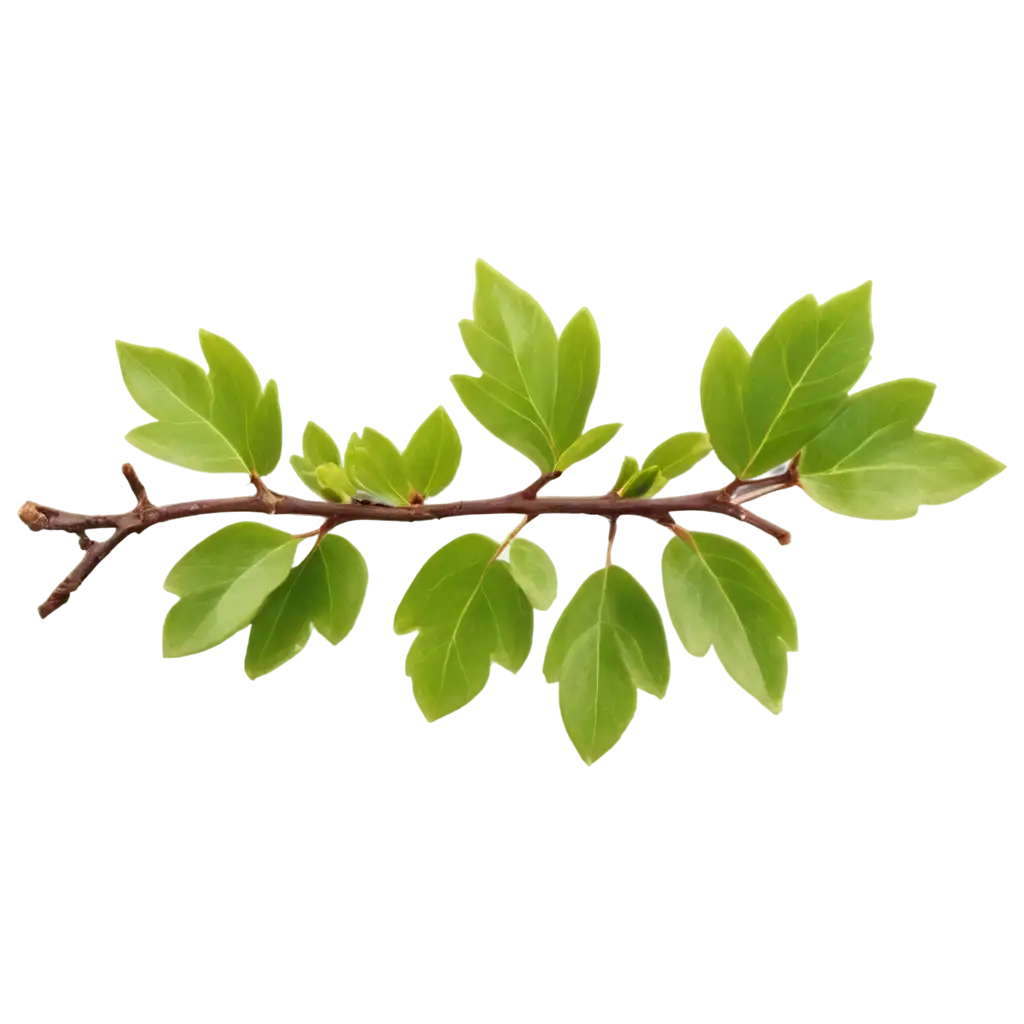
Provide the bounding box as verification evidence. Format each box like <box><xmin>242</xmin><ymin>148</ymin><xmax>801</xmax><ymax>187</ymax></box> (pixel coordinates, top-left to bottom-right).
<box><xmin>18</xmin><ymin>502</ymin><xmax>49</xmax><ymax>531</ymax></box>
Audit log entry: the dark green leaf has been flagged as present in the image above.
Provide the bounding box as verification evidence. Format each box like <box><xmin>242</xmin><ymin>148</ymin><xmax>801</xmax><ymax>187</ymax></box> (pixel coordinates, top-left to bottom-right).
<box><xmin>619</xmin><ymin>465</ymin><xmax>661</xmax><ymax>498</ymax></box>
<box><xmin>551</xmin><ymin>307</ymin><xmax>601</xmax><ymax>452</ymax></box>
<box><xmin>508</xmin><ymin>538</ymin><xmax>557</xmax><ymax>610</ymax></box>
<box><xmin>403</xmin><ymin>406</ymin><xmax>462</xmax><ymax>498</ymax></box>
<box><xmin>163</xmin><ymin>523</ymin><xmax>299</xmax><ymax>658</ymax></box>
<box><xmin>700</xmin><ymin>328</ymin><xmax>751</xmax><ymax>477</ymax></box>
<box><xmin>662</xmin><ymin>532</ymin><xmax>797</xmax><ymax>714</ymax></box>
<box><xmin>741</xmin><ymin>283</ymin><xmax>873</xmax><ymax>477</ymax></box>
<box><xmin>555</xmin><ymin>422</ymin><xmax>621</xmax><ymax>471</ymax></box>
<box><xmin>543</xmin><ymin>566</ymin><xmax>670</xmax><ymax>764</ymax></box>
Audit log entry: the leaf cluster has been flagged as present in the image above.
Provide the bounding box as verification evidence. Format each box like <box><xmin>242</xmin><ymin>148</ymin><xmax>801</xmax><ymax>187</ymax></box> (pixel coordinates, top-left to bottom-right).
<box><xmin>109</xmin><ymin>261</ymin><xmax>1005</xmax><ymax>763</ymax></box>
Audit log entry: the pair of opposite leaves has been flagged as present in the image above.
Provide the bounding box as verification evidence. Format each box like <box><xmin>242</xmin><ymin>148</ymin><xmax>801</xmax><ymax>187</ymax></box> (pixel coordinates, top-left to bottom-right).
<box><xmin>700</xmin><ymin>283</ymin><xmax>1002</xmax><ymax>518</ymax></box>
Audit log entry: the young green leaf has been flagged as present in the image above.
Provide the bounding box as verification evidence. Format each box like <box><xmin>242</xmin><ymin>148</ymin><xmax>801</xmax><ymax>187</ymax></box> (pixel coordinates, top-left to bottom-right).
<box><xmin>508</xmin><ymin>538</ymin><xmax>557</xmax><ymax>611</ymax></box>
<box><xmin>642</xmin><ymin>432</ymin><xmax>712</xmax><ymax>481</ymax></box>
<box><xmin>347</xmin><ymin>428</ymin><xmax>410</xmax><ymax>505</ymax></box>
<box><xmin>619</xmin><ymin>465</ymin><xmax>661</xmax><ymax>498</ymax></box>
<box><xmin>403</xmin><ymin>406</ymin><xmax>462</xmax><ymax>498</ymax></box>
<box><xmin>303</xmin><ymin>421</ymin><xmax>341</xmax><ymax>467</ymax></box>
<box><xmin>450</xmin><ymin>373</ymin><xmax>557</xmax><ymax>471</ymax></box>
<box><xmin>612</xmin><ymin>456</ymin><xmax>640</xmax><ymax>493</ymax></box>
<box><xmin>314</xmin><ymin>463</ymin><xmax>355</xmax><ymax>502</ymax></box>
<box><xmin>551</xmin><ymin>307</ymin><xmax>601</xmax><ymax>452</ymax></box>
<box><xmin>555</xmin><ymin>422</ymin><xmax>622</xmax><ymax>471</ymax></box>
<box><xmin>700</xmin><ymin>328</ymin><xmax>751</xmax><ymax>477</ymax></box>
<box><xmin>543</xmin><ymin>566</ymin><xmax>670</xmax><ymax>764</ymax></box>
<box><xmin>250</xmin><ymin>379</ymin><xmax>282</xmax><ymax>476</ymax></box>
<box><xmin>163</xmin><ymin>523</ymin><xmax>299</xmax><ymax>658</ymax></box>
<box><xmin>741</xmin><ymin>283</ymin><xmax>873</xmax><ymax>477</ymax></box>
<box><xmin>394</xmin><ymin>534</ymin><xmax>534</xmax><ymax>722</ymax></box>
<box><xmin>244</xmin><ymin>535</ymin><xmax>368</xmax><ymax>678</ymax></box>
<box><xmin>116</xmin><ymin>341</ymin><xmax>246</xmax><ymax>473</ymax></box>
<box><xmin>662</xmin><ymin>532</ymin><xmax>797</xmax><ymax>714</ymax></box>
<box><xmin>199</xmin><ymin>329</ymin><xmax>263</xmax><ymax>466</ymax></box>
<box><xmin>470</xmin><ymin>259</ymin><xmax>559</xmax><ymax>426</ymax></box>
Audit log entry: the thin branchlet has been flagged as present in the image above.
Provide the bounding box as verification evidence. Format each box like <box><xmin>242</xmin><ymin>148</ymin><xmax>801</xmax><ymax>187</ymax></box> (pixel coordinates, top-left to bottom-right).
<box><xmin>19</xmin><ymin>459</ymin><xmax>799</xmax><ymax>619</ymax></box>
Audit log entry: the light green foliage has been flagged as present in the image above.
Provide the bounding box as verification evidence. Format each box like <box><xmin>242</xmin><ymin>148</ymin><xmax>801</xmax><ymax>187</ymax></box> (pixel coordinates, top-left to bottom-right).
<box><xmin>508</xmin><ymin>538</ymin><xmax>557</xmax><ymax>610</ymax></box>
<box><xmin>552</xmin><ymin>308</ymin><xmax>602</xmax><ymax>452</ymax></box>
<box><xmin>245</xmin><ymin>536</ymin><xmax>368</xmax><ymax>678</ymax></box>
<box><xmin>743</xmin><ymin>285</ymin><xmax>873</xmax><ymax>476</ymax></box>
<box><xmin>115</xmin><ymin>337</ymin><xmax>248</xmax><ymax>477</ymax></box>
<box><xmin>315</xmin><ymin>463</ymin><xmax>355</xmax><ymax>501</ymax></box>
<box><xmin>163</xmin><ymin>523</ymin><xmax>299</xmax><ymax>658</ymax></box>
<box><xmin>700</xmin><ymin>328</ymin><xmax>750</xmax><ymax>477</ymax></box>
<box><xmin>452</xmin><ymin>261</ymin><xmax>606</xmax><ymax>471</ymax></box>
<box><xmin>612</xmin><ymin>456</ymin><xmax>640</xmax><ymax>493</ymax></box>
<box><xmin>556</xmin><ymin>423</ymin><xmax>622</xmax><ymax>471</ymax></box>
<box><xmin>799</xmin><ymin>379</ymin><xmax>1004</xmax><ymax>518</ymax></box>
<box><xmin>543</xmin><ymin>567</ymin><xmax>670</xmax><ymax>764</ymax></box>
<box><xmin>641</xmin><ymin>432</ymin><xmax>712</xmax><ymax>495</ymax></box>
<box><xmin>662</xmin><ymin>533</ymin><xmax>797</xmax><ymax>713</ymax></box>
<box><xmin>116</xmin><ymin>331</ymin><xmax>281</xmax><ymax>475</ymax></box>
<box><xmin>394</xmin><ymin>534</ymin><xmax>535</xmax><ymax>721</ymax></box>
<box><xmin>102</xmin><ymin>264</ymin><xmax>1007</xmax><ymax>764</ymax></box>
<box><xmin>403</xmin><ymin>406</ymin><xmax>462</xmax><ymax>498</ymax></box>
<box><xmin>347</xmin><ymin>428</ymin><xmax>409</xmax><ymax>505</ymax></box>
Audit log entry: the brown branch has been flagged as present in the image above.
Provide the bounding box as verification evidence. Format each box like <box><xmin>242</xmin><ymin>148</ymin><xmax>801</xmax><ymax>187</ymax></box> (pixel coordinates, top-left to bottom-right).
<box><xmin>20</xmin><ymin>461</ymin><xmax>799</xmax><ymax>618</ymax></box>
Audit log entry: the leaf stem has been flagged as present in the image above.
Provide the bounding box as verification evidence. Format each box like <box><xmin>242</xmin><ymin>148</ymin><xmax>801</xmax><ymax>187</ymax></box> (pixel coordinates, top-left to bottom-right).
<box><xmin>20</xmin><ymin>460</ymin><xmax>800</xmax><ymax>617</ymax></box>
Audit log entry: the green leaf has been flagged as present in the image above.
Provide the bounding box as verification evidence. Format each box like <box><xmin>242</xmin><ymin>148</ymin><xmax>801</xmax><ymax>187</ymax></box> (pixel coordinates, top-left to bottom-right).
<box><xmin>662</xmin><ymin>532</ymin><xmax>797</xmax><ymax>714</ymax></box>
<box><xmin>642</xmin><ymin>432</ymin><xmax>712</xmax><ymax>481</ymax></box>
<box><xmin>244</xmin><ymin>535</ymin><xmax>368</xmax><ymax>678</ymax></box>
<box><xmin>451</xmin><ymin>373</ymin><xmax>556</xmax><ymax>471</ymax></box>
<box><xmin>403</xmin><ymin>406</ymin><xmax>462</xmax><ymax>498</ymax></box>
<box><xmin>314</xmin><ymin>463</ymin><xmax>355</xmax><ymax>502</ymax></box>
<box><xmin>251</xmin><ymin>379</ymin><xmax>281</xmax><ymax>476</ymax></box>
<box><xmin>700</xmin><ymin>328</ymin><xmax>751</xmax><ymax>477</ymax></box>
<box><xmin>555</xmin><ymin>422</ymin><xmax>622</xmax><ymax>471</ymax></box>
<box><xmin>348</xmin><ymin>428</ymin><xmax>410</xmax><ymax>505</ymax></box>
<box><xmin>802</xmin><ymin>432</ymin><xmax>995</xmax><ymax>520</ymax></box>
<box><xmin>163</xmin><ymin>523</ymin><xmax>299</xmax><ymax>658</ymax></box>
<box><xmin>470</xmin><ymin>259</ymin><xmax>558</xmax><ymax>426</ymax></box>
<box><xmin>543</xmin><ymin>566</ymin><xmax>670</xmax><ymax>764</ymax></box>
<box><xmin>117</xmin><ymin>341</ymin><xmax>245</xmax><ymax>472</ymax></box>
<box><xmin>199</xmin><ymin>329</ymin><xmax>263</xmax><ymax>467</ymax></box>
<box><xmin>801</xmin><ymin>378</ymin><xmax>934</xmax><ymax>470</ymax></box>
<box><xmin>612</xmin><ymin>456</ymin><xmax>639</xmax><ymax>493</ymax></box>
<box><xmin>619</xmin><ymin>465</ymin><xmax>661</xmax><ymax>498</ymax></box>
<box><xmin>741</xmin><ymin>283</ymin><xmax>873</xmax><ymax>477</ymax></box>
<box><xmin>394</xmin><ymin>534</ymin><xmax>533</xmax><ymax>721</ymax></box>
<box><xmin>303</xmin><ymin>421</ymin><xmax>341</xmax><ymax>467</ymax></box>
<box><xmin>551</xmin><ymin>307</ymin><xmax>601</xmax><ymax>452</ymax></box>
<box><xmin>508</xmin><ymin>538</ymin><xmax>557</xmax><ymax>610</ymax></box>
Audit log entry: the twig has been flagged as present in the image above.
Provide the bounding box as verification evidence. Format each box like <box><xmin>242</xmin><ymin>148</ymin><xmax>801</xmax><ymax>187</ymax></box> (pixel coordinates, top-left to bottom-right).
<box><xmin>20</xmin><ymin>461</ymin><xmax>800</xmax><ymax>618</ymax></box>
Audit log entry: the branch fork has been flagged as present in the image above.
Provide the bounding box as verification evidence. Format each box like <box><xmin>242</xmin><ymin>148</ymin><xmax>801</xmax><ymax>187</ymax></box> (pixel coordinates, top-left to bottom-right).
<box><xmin>19</xmin><ymin>458</ymin><xmax>800</xmax><ymax>619</ymax></box>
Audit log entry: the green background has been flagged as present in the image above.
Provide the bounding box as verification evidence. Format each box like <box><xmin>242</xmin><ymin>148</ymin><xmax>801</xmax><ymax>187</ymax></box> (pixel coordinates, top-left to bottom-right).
<box><xmin>2</xmin><ymin>9</ymin><xmax>1024</xmax><ymax>1024</ymax></box>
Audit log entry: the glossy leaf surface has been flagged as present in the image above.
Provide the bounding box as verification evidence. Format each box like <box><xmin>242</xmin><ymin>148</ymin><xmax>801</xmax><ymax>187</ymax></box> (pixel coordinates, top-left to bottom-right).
<box><xmin>551</xmin><ymin>307</ymin><xmax>601</xmax><ymax>452</ymax></box>
<box><xmin>303</xmin><ymin>421</ymin><xmax>341</xmax><ymax>467</ymax></box>
<box><xmin>508</xmin><ymin>538</ymin><xmax>557</xmax><ymax>610</ymax></box>
<box><xmin>700</xmin><ymin>328</ymin><xmax>750</xmax><ymax>477</ymax></box>
<box><xmin>612</xmin><ymin>456</ymin><xmax>640</xmax><ymax>493</ymax></box>
<box><xmin>347</xmin><ymin>428</ymin><xmax>409</xmax><ymax>505</ymax></box>
<box><xmin>403</xmin><ymin>406</ymin><xmax>462</xmax><ymax>498</ymax></box>
<box><xmin>619</xmin><ymin>465</ymin><xmax>660</xmax><ymax>498</ymax></box>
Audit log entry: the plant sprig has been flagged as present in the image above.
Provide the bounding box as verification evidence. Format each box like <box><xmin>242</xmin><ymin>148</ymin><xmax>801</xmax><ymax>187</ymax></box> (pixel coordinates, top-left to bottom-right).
<box><xmin>18</xmin><ymin>260</ymin><xmax>1005</xmax><ymax>763</ymax></box>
